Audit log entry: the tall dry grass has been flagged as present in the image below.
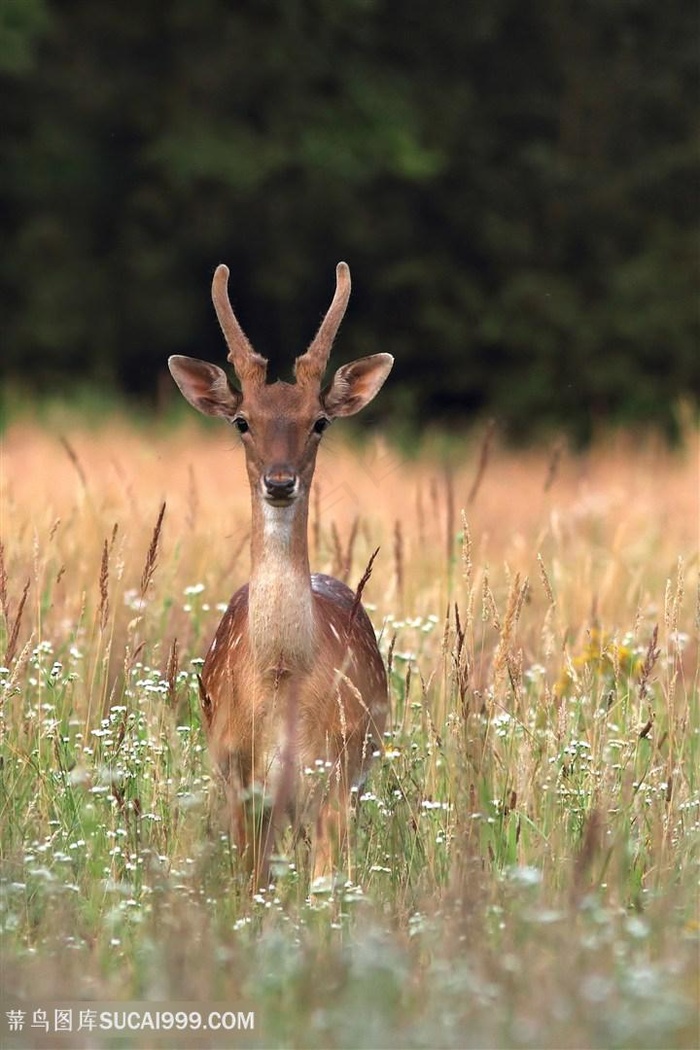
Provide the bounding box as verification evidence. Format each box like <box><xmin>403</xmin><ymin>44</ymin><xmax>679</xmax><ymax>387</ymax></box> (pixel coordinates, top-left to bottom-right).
<box><xmin>0</xmin><ymin>414</ymin><xmax>698</xmax><ymax>1049</ymax></box>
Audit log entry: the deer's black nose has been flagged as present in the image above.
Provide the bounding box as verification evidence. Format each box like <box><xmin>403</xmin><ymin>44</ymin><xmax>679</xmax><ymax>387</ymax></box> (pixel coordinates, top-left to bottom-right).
<box><xmin>263</xmin><ymin>469</ymin><xmax>298</xmax><ymax>501</ymax></box>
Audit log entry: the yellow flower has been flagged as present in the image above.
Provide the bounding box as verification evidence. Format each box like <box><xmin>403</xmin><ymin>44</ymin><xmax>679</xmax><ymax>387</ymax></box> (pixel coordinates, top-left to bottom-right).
<box><xmin>557</xmin><ymin>628</ymin><xmax>643</xmax><ymax>696</ymax></box>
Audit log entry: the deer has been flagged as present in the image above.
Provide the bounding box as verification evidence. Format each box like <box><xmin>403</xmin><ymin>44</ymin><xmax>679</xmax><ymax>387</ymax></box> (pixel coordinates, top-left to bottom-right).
<box><xmin>168</xmin><ymin>261</ymin><xmax>393</xmax><ymax>889</ymax></box>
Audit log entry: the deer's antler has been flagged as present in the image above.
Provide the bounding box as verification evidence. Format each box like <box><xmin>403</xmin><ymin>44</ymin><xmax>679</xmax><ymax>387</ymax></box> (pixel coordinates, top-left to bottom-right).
<box><xmin>212</xmin><ymin>265</ymin><xmax>267</xmax><ymax>385</ymax></box>
<box><xmin>295</xmin><ymin>262</ymin><xmax>351</xmax><ymax>386</ymax></box>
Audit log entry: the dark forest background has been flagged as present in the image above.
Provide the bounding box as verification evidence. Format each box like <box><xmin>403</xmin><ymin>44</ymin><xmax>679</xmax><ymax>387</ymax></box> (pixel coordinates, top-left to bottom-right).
<box><xmin>1</xmin><ymin>1</ymin><xmax>698</xmax><ymax>442</ymax></box>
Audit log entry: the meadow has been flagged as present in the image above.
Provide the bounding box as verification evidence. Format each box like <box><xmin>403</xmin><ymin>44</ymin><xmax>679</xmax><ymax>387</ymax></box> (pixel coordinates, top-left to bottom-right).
<box><xmin>0</xmin><ymin>409</ymin><xmax>698</xmax><ymax>1049</ymax></box>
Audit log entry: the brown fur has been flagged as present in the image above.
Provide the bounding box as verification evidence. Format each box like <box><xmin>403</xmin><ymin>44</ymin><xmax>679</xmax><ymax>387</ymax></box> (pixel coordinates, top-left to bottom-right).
<box><xmin>201</xmin><ymin>574</ymin><xmax>388</xmax><ymax>881</ymax></box>
<box><xmin>168</xmin><ymin>261</ymin><xmax>393</xmax><ymax>887</ymax></box>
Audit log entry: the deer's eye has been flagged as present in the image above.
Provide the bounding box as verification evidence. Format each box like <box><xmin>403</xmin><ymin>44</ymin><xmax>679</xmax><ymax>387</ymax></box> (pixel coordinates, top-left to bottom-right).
<box><xmin>233</xmin><ymin>417</ymin><xmax>249</xmax><ymax>434</ymax></box>
<box><xmin>313</xmin><ymin>417</ymin><xmax>330</xmax><ymax>435</ymax></box>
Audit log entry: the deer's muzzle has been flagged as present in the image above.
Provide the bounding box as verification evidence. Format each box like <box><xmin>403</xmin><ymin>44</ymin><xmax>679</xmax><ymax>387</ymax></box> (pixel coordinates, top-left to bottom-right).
<box><xmin>263</xmin><ymin>468</ymin><xmax>299</xmax><ymax>504</ymax></box>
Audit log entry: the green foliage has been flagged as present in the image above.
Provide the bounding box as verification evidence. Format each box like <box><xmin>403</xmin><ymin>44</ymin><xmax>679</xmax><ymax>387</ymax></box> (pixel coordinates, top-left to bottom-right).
<box><xmin>0</xmin><ymin>0</ymin><xmax>49</xmax><ymax>75</ymax></box>
<box><xmin>0</xmin><ymin>1</ymin><xmax>698</xmax><ymax>440</ymax></box>
<box><xmin>1</xmin><ymin>541</ymin><xmax>698</xmax><ymax>1047</ymax></box>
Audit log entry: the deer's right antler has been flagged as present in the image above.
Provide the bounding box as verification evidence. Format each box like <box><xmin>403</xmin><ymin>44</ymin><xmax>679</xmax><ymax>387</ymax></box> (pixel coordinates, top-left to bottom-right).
<box><xmin>212</xmin><ymin>264</ymin><xmax>267</xmax><ymax>386</ymax></box>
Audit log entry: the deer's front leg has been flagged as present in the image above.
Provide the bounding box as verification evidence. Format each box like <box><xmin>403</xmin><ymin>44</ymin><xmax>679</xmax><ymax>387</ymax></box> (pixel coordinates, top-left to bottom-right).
<box><xmin>219</xmin><ymin>750</ymin><xmax>263</xmax><ymax>880</ymax></box>
<box><xmin>311</xmin><ymin>784</ymin><xmax>350</xmax><ymax>886</ymax></box>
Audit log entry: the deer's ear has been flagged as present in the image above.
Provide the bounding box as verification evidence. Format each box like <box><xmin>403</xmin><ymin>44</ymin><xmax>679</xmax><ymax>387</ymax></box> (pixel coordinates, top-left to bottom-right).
<box><xmin>322</xmin><ymin>354</ymin><xmax>394</xmax><ymax>418</ymax></box>
<box><xmin>168</xmin><ymin>356</ymin><xmax>242</xmax><ymax>420</ymax></box>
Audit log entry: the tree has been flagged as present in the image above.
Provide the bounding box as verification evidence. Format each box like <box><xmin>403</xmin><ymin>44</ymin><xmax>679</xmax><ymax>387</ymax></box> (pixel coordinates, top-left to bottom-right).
<box><xmin>1</xmin><ymin>0</ymin><xmax>697</xmax><ymax>441</ymax></box>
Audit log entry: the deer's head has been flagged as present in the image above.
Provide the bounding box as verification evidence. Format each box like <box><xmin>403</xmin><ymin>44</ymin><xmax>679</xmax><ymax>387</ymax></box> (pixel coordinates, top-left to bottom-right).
<box><xmin>169</xmin><ymin>263</ymin><xmax>393</xmax><ymax>507</ymax></box>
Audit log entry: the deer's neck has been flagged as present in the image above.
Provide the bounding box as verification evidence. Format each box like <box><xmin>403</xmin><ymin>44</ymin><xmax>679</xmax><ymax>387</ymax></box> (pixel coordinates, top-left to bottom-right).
<box><xmin>248</xmin><ymin>495</ymin><xmax>316</xmax><ymax>673</ymax></box>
